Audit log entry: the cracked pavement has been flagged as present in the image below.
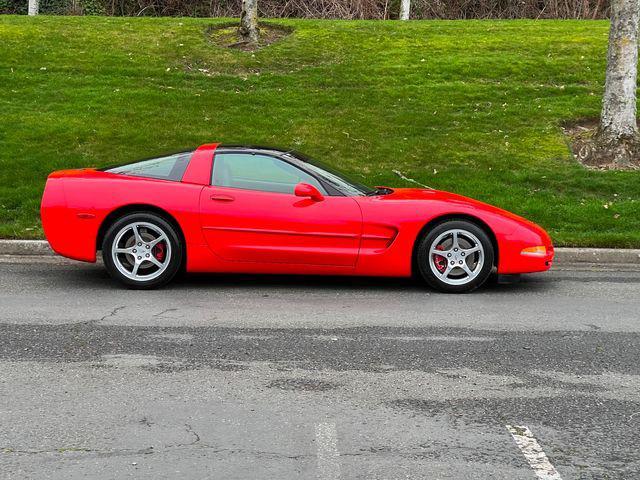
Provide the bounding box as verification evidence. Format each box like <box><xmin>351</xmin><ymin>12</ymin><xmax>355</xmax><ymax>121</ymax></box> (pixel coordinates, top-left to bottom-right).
<box><xmin>0</xmin><ymin>257</ymin><xmax>639</xmax><ymax>479</ymax></box>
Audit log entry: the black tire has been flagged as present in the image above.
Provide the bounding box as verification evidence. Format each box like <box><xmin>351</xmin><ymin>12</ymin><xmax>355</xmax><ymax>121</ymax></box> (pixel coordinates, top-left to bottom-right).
<box><xmin>102</xmin><ymin>212</ymin><xmax>183</xmax><ymax>289</ymax></box>
<box><xmin>416</xmin><ymin>220</ymin><xmax>494</xmax><ymax>293</ymax></box>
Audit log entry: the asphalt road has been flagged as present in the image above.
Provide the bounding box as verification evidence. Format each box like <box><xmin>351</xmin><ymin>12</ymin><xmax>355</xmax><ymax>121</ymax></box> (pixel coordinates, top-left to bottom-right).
<box><xmin>1</xmin><ymin>257</ymin><xmax>639</xmax><ymax>479</ymax></box>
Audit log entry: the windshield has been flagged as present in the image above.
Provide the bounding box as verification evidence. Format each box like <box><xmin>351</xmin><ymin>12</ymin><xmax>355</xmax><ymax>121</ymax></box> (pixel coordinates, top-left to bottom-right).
<box><xmin>283</xmin><ymin>151</ymin><xmax>375</xmax><ymax>196</ymax></box>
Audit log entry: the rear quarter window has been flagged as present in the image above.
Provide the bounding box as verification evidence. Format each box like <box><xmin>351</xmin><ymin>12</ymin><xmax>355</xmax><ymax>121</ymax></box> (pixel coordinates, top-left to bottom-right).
<box><xmin>105</xmin><ymin>151</ymin><xmax>193</xmax><ymax>181</ymax></box>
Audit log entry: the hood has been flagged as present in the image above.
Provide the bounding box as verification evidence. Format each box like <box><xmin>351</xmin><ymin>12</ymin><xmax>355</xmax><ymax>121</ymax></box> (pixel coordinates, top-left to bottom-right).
<box><xmin>380</xmin><ymin>187</ymin><xmax>468</xmax><ymax>202</ymax></box>
<box><xmin>379</xmin><ymin>188</ymin><xmax>544</xmax><ymax>231</ymax></box>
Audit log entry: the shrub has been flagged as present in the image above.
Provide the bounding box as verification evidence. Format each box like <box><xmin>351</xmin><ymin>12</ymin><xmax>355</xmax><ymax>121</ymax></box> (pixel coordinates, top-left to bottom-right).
<box><xmin>1</xmin><ymin>0</ymin><xmax>610</xmax><ymax>18</ymax></box>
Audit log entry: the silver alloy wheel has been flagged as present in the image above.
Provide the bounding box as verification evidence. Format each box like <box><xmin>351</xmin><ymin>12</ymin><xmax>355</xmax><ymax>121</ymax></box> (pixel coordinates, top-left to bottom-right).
<box><xmin>428</xmin><ymin>229</ymin><xmax>484</xmax><ymax>286</ymax></box>
<box><xmin>111</xmin><ymin>221</ymin><xmax>172</xmax><ymax>282</ymax></box>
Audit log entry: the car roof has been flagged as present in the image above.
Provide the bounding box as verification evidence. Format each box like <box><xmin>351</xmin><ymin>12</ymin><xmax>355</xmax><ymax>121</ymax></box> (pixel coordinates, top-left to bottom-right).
<box><xmin>216</xmin><ymin>144</ymin><xmax>303</xmax><ymax>158</ymax></box>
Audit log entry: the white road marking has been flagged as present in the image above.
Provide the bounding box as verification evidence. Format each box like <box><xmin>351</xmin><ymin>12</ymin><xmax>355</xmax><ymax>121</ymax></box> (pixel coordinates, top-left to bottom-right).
<box><xmin>506</xmin><ymin>425</ymin><xmax>563</xmax><ymax>480</ymax></box>
<box><xmin>315</xmin><ymin>423</ymin><xmax>341</xmax><ymax>480</ymax></box>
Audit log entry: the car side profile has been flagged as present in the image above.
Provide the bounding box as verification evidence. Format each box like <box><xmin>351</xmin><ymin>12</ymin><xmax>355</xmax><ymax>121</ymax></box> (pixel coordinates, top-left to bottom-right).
<box><xmin>41</xmin><ymin>143</ymin><xmax>554</xmax><ymax>292</ymax></box>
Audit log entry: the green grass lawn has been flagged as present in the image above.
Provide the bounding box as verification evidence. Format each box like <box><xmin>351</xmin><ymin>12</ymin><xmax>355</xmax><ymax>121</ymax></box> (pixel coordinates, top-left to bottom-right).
<box><xmin>1</xmin><ymin>16</ymin><xmax>639</xmax><ymax>246</ymax></box>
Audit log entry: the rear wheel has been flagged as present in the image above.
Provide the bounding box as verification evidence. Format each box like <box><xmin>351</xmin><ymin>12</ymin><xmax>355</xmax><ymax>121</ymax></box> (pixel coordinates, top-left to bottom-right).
<box><xmin>416</xmin><ymin>220</ymin><xmax>494</xmax><ymax>293</ymax></box>
<box><xmin>102</xmin><ymin>212</ymin><xmax>182</xmax><ymax>289</ymax></box>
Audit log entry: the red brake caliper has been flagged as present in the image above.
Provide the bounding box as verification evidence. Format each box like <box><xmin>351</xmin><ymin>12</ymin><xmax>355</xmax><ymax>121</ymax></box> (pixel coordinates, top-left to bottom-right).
<box><xmin>152</xmin><ymin>243</ymin><xmax>165</xmax><ymax>262</ymax></box>
<box><xmin>433</xmin><ymin>245</ymin><xmax>447</xmax><ymax>273</ymax></box>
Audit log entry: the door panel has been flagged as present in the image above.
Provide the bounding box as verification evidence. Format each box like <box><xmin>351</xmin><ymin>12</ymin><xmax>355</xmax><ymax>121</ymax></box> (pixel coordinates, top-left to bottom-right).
<box><xmin>199</xmin><ymin>186</ymin><xmax>362</xmax><ymax>267</ymax></box>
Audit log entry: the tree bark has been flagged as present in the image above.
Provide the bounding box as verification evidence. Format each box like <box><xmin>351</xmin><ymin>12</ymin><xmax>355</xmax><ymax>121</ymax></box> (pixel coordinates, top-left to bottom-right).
<box><xmin>28</xmin><ymin>0</ymin><xmax>39</xmax><ymax>15</ymax></box>
<box><xmin>597</xmin><ymin>0</ymin><xmax>639</xmax><ymax>146</ymax></box>
<box><xmin>399</xmin><ymin>0</ymin><xmax>410</xmax><ymax>20</ymax></box>
<box><xmin>239</xmin><ymin>0</ymin><xmax>259</xmax><ymax>44</ymax></box>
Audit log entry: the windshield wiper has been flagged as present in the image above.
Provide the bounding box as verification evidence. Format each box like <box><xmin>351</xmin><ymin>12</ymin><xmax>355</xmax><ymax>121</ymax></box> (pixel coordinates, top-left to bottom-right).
<box><xmin>365</xmin><ymin>187</ymin><xmax>392</xmax><ymax>196</ymax></box>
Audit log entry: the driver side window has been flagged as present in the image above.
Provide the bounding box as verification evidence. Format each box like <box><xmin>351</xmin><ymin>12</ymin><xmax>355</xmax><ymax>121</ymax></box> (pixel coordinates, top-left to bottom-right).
<box><xmin>211</xmin><ymin>153</ymin><xmax>325</xmax><ymax>195</ymax></box>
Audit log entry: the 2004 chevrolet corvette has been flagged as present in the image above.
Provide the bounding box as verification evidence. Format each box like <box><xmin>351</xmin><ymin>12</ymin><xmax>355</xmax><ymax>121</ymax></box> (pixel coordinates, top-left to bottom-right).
<box><xmin>41</xmin><ymin>143</ymin><xmax>554</xmax><ymax>292</ymax></box>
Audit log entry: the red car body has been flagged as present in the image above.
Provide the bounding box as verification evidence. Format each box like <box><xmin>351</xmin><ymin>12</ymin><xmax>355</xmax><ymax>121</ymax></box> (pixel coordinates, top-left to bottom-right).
<box><xmin>41</xmin><ymin>143</ymin><xmax>554</xmax><ymax>278</ymax></box>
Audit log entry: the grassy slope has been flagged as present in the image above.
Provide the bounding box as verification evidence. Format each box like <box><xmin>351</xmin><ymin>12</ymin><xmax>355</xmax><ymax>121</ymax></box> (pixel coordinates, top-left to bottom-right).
<box><xmin>0</xmin><ymin>16</ymin><xmax>638</xmax><ymax>246</ymax></box>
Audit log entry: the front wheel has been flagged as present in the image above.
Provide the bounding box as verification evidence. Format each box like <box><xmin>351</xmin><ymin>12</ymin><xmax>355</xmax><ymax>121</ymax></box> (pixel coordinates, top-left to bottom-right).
<box><xmin>416</xmin><ymin>220</ymin><xmax>494</xmax><ymax>293</ymax></box>
<box><xmin>102</xmin><ymin>212</ymin><xmax>183</xmax><ymax>289</ymax></box>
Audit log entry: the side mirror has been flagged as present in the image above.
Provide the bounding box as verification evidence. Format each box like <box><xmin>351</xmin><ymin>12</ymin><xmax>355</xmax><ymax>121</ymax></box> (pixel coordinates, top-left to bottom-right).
<box><xmin>294</xmin><ymin>182</ymin><xmax>324</xmax><ymax>202</ymax></box>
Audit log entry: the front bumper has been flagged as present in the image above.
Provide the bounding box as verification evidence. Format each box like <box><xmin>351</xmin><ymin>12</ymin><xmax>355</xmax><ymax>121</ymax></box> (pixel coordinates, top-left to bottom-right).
<box><xmin>498</xmin><ymin>225</ymin><xmax>554</xmax><ymax>274</ymax></box>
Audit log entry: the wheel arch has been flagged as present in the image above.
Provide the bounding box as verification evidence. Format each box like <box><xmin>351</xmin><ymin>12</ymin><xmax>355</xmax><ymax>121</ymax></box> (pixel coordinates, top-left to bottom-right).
<box><xmin>411</xmin><ymin>213</ymin><xmax>499</xmax><ymax>275</ymax></box>
<box><xmin>96</xmin><ymin>204</ymin><xmax>187</xmax><ymax>264</ymax></box>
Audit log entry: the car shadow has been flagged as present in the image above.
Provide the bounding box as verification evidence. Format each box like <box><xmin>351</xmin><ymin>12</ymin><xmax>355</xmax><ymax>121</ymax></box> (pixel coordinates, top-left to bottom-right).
<box><xmin>176</xmin><ymin>272</ymin><xmax>421</xmax><ymax>292</ymax></box>
<box><xmin>47</xmin><ymin>258</ymin><xmax>554</xmax><ymax>294</ymax></box>
<box><xmin>171</xmin><ymin>271</ymin><xmax>552</xmax><ymax>295</ymax></box>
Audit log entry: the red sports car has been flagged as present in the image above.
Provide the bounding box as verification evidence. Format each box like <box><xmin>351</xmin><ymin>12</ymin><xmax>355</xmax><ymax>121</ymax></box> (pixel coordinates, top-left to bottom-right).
<box><xmin>41</xmin><ymin>143</ymin><xmax>554</xmax><ymax>292</ymax></box>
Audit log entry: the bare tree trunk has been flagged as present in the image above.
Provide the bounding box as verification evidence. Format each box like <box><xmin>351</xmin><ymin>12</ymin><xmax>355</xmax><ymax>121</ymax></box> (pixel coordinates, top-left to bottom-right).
<box><xmin>399</xmin><ymin>0</ymin><xmax>411</xmax><ymax>20</ymax></box>
<box><xmin>239</xmin><ymin>0</ymin><xmax>259</xmax><ymax>44</ymax></box>
<box><xmin>595</xmin><ymin>0</ymin><xmax>640</xmax><ymax>166</ymax></box>
<box><xmin>28</xmin><ymin>0</ymin><xmax>39</xmax><ymax>15</ymax></box>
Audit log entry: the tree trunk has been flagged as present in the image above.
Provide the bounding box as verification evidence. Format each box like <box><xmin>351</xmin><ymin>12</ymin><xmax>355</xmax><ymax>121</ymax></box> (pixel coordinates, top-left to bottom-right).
<box><xmin>399</xmin><ymin>0</ymin><xmax>410</xmax><ymax>20</ymax></box>
<box><xmin>239</xmin><ymin>0</ymin><xmax>259</xmax><ymax>44</ymax></box>
<box><xmin>597</xmin><ymin>0</ymin><xmax>639</xmax><ymax>150</ymax></box>
<box><xmin>28</xmin><ymin>0</ymin><xmax>39</xmax><ymax>15</ymax></box>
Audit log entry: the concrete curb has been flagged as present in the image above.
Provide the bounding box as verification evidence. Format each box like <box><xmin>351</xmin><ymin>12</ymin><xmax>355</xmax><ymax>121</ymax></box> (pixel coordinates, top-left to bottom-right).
<box><xmin>554</xmin><ymin>247</ymin><xmax>640</xmax><ymax>265</ymax></box>
<box><xmin>1</xmin><ymin>240</ymin><xmax>640</xmax><ymax>266</ymax></box>
<box><xmin>0</xmin><ymin>240</ymin><xmax>54</xmax><ymax>256</ymax></box>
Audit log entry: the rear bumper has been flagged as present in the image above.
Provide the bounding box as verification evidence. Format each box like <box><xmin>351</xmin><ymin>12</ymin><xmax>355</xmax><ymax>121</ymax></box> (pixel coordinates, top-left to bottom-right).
<box><xmin>40</xmin><ymin>177</ymin><xmax>97</xmax><ymax>262</ymax></box>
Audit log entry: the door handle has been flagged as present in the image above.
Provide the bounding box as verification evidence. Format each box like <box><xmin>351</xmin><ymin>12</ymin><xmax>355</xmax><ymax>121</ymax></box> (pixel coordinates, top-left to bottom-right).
<box><xmin>210</xmin><ymin>194</ymin><xmax>235</xmax><ymax>202</ymax></box>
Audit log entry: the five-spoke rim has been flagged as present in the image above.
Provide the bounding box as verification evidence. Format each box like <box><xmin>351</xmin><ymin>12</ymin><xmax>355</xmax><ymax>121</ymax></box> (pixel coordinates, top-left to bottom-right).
<box><xmin>111</xmin><ymin>222</ymin><xmax>171</xmax><ymax>282</ymax></box>
<box><xmin>428</xmin><ymin>229</ymin><xmax>484</xmax><ymax>285</ymax></box>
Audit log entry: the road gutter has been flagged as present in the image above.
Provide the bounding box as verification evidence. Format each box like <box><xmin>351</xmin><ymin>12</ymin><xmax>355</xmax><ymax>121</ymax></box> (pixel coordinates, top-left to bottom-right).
<box><xmin>1</xmin><ymin>240</ymin><xmax>639</xmax><ymax>267</ymax></box>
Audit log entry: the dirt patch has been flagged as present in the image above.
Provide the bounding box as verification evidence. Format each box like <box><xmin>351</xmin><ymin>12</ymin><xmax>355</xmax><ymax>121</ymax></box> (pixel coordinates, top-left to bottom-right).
<box><xmin>564</xmin><ymin>118</ymin><xmax>640</xmax><ymax>170</ymax></box>
<box><xmin>207</xmin><ymin>23</ymin><xmax>293</xmax><ymax>51</ymax></box>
